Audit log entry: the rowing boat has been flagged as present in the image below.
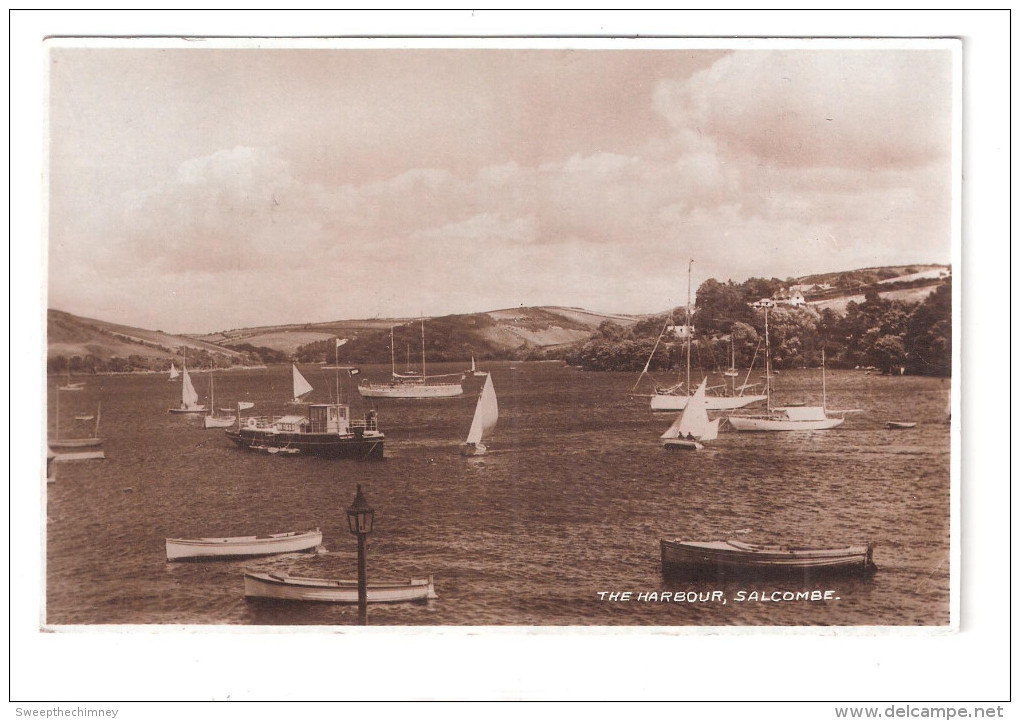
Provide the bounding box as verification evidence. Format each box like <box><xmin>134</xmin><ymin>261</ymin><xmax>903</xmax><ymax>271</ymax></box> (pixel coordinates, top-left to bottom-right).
<box><xmin>243</xmin><ymin>571</ymin><xmax>437</xmax><ymax>603</ymax></box>
<box><xmin>660</xmin><ymin>538</ymin><xmax>876</xmax><ymax>578</ymax></box>
<box><xmin>165</xmin><ymin>529</ymin><xmax>322</xmax><ymax>561</ymax></box>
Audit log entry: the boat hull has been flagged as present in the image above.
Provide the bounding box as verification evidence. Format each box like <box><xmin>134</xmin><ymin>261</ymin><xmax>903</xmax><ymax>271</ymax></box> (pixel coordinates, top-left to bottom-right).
<box><xmin>169</xmin><ymin>406</ymin><xmax>207</xmax><ymax>414</ymax></box>
<box><xmin>359</xmin><ymin>382</ymin><xmax>463</xmax><ymax>398</ymax></box>
<box><xmin>727</xmin><ymin>416</ymin><xmax>844</xmax><ymax>431</ymax></box>
<box><xmin>225</xmin><ymin>428</ymin><xmax>385</xmax><ymax>460</ymax></box>
<box><xmin>204</xmin><ymin>415</ymin><xmax>236</xmax><ymax>429</ymax></box>
<box><xmin>49</xmin><ymin>437</ymin><xmax>102</xmax><ymax>449</ymax></box>
<box><xmin>662</xmin><ymin>438</ymin><xmax>703</xmax><ymax>451</ymax></box>
<box><xmin>166</xmin><ymin>530</ymin><xmax>322</xmax><ymax>561</ymax></box>
<box><xmin>51</xmin><ymin>450</ymin><xmax>106</xmax><ymax>462</ymax></box>
<box><xmin>661</xmin><ymin>539</ymin><xmax>876</xmax><ymax>579</ymax></box>
<box><xmin>651</xmin><ymin>394</ymin><xmax>767</xmax><ymax>412</ymax></box>
<box><xmin>243</xmin><ymin>572</ymin><xmax>437</xmax><ymax>603</ymax></box>
<box><xmin>886</xmin><ymin>421</ymin><xmax>917</xmax><ymax>429</ymax></box>
<box><xmin>460</xmin><ymin>442</ymin><xmax>487</xmax><ymax>456</ymax></box>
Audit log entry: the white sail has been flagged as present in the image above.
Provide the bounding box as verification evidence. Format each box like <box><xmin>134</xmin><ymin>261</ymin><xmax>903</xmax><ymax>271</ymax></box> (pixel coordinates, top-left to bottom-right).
<box><xmin>168</xmin><ymin>363</ymin><xmax>180</xmax><ymax>381</ymax></box>
<box><xmin>701</xmin><ymin>418</ymin><xmax>721</xmax><ymax>442</ymax></box>
<box><xmin>661</xmin><ymin>378</ymin><xmax>711</xmax><ymax>440</ymax></box>
<box><xmin>292</xmin><ymin>364</ymin><xmax>313</xmax><ymax>402</ymax></box>
<box><xmin>181</xmin><ymin>366</ymin><xmax>199</xmax><ymax>408</ymax></box>
<box><xmin>465</xmin><ymin>374</ymin><xmax>498</xmax><ymax>446</ymax></box>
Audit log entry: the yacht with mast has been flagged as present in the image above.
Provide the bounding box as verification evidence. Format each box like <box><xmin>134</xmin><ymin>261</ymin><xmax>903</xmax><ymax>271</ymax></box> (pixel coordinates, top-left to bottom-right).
<box><xmin>636</xmin><ymin>259</ymin><xmax>766</xmax><ymax>411</ymax></box>
<box><xmin>358</xmin><ymin>321</ymin><xmax>464</xmax><ymax>399</ymax></box>
<box><xmin>728</xmin><ymin>300</ymin><xmax>850</xmax><ymax>431</ymax></box>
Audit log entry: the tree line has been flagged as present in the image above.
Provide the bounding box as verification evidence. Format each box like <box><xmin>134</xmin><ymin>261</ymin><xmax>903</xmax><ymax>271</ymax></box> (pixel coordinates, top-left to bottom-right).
<box><xmin>562</xmin><ymin>277</ymin><xmax>951</xmax><ymax>376</ymax></box>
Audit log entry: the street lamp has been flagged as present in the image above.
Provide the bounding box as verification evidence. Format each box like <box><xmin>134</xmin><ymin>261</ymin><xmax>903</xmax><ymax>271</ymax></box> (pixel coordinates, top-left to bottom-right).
<box><xmin>346</xmin><ymin>484</ymin><xmax>375</xmax><ymax>624</ymax></box>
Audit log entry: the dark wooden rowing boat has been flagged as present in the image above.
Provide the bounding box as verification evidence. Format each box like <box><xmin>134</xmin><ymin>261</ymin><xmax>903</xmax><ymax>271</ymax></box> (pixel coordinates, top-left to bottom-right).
<box><xmin>660</xmin><ymin>539</ymin><xmax>877</xmax><ymax>579</ymax></box>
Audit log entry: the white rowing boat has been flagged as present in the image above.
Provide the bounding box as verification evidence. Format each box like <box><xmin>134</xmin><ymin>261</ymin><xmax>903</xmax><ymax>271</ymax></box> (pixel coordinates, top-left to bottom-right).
<box><xmin>166</xmin><ymin>529</ymin><xmax>322</xmax><ymax>561</ymax></box>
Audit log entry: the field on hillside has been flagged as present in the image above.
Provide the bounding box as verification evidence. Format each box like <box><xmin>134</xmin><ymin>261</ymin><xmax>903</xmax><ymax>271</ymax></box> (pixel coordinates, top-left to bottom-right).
<box><xmin>810</xmin><ymin>284</ymin><xmax>942</xmax><ymax>314</ymax></box>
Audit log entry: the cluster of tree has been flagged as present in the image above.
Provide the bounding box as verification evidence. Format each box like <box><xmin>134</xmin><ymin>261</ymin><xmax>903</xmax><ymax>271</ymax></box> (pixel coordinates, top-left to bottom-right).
<box><xmin>294</xmin><ymin>315</ymin><xmax>519</xmax><ymax>365</ymax></box>
<box><xmin>561</xmin><ymin>278</ymin><xmax>951</xmax><ymax>377</ymax></box>
<box><xmin>224</xmin><ymin>342</ymin><xmax>288</xmax><ymax>365</ymax></box>
<box><xmin>48</xmin><ymin>348</ymin><xmax>246</xmax><ymax>374</ymax></box>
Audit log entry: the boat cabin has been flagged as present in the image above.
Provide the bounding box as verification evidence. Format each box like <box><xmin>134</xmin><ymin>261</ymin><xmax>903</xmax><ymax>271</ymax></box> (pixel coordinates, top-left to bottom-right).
<box><xmin>774</xmin><ymin>406</ymin><xmax>828</xmax><ymax>421</ymax></box>
<box><xmin>273</xmin><ymin>415</ymin><xmax>309</xmax><ymax>433</ymax></box>
<box><xmin>305</xmin><ymin>404</ymin><xmax>350</xmax><ymax>434</ymax></box>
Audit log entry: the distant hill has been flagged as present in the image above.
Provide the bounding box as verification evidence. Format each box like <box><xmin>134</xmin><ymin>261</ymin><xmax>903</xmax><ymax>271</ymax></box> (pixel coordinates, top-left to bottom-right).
<box><xmin>47</xmin><ymin>263</ymin><xmax>948</xmax><ymax>369</ymax></box>
<box><xmin>46</xmin><ymin>306</ymin><xmax>643</xmax><ymax>369</ymax></box>
<box><xmin>793</xmin><ymin>264</ymin><xmax>950</xmax><ymax>310</ymax></box>
<box><xmin>48</xmin><ymin>309</ymin><xmax>242</xmax><ymax>360</ymax></box>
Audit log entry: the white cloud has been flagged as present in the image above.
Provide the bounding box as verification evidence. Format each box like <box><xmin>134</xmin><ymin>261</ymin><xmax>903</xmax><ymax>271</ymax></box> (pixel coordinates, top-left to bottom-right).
<box><xmin>654</xmin><ymin>50</ymin><xmax>953</xmax><ymax>169</ymax></box>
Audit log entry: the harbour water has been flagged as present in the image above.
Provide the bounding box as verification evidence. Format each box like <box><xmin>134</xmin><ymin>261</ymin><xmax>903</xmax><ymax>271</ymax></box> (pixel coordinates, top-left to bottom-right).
<box><xmin>45</xmin><ymin>362</ymin><xmax>952</xmax><ymax>627</ymax></box>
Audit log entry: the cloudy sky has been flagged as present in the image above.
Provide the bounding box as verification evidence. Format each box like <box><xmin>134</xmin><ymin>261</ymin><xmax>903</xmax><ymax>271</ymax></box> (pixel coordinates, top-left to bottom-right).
<box><xmin>46</xmin><ymin>41</ymin><xmax>955</xmax><ymax>334</ymax></box>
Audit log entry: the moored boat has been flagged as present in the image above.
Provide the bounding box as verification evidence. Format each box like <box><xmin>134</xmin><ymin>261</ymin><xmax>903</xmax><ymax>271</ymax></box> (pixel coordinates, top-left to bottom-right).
<box><xmin>728</xmin><ymin>305</ymin><xmax>852</xmax><ymax>431</ymax></box>
<box><xmin>243</xmin><ymin>571</ymin><xmax>437</xmax><ymax>603</ymax></box>
<box><xmin>660</xmin><ymin>538</ymin><xmax>877</xmax><ymax>578</ymax></box>
<box><xmin>166</xmin><ymin>529</ymin><xmax>323</xmax><ymax>561</ymax></box>
<box><xmin>359</xmin><ymin>322</ymin><xmax>463</xmax><ymax>399</ymax></box>
<box><xmin>225</xmin><ymin>403</ymin><xmax>384</xmax><ymax>459</ymax></box>
<box><xmin>636</xmin><ymin>260</ymin><xmax>766</xmax><ymax>411</ymax></box>
<box><xmin>51</xmin><ymin>393</ymin><xmax>102</xmax><ymax>449</ymax></box>
<box><xmin>203</xmin><ymin>373</ymin><xmax>236</xmax><ymax>428</ymax></box>
<box><xmin>50</xmin><ymin>449</ymin><xmax>106</xmax><ymax>462</ymax></box>
<box><xmin>886</xmin><ymin>421</ymin><xmax>917</xmax><ymax>429</ymax></box>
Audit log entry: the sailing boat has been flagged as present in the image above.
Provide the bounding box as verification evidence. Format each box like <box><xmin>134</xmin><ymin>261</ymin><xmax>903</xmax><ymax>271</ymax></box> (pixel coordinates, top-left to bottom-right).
<box><xmin>724</xmin><ymin>336</ymin><xmax>740</xmax><ymax>378</ymax></box>
<box><xmin>59</xmin><ymin>369</ymin><xmax>85</xmax><ymax>391</ymax></box>
<box><xmin>359</xmin><ymin>321</ymin><xmax>464</xmax><ymax>398</ymax></box>
<box><xmin>204</xmin><ymin>373</ymin><xmax>236</xmax><ymax>428</ymax></box>
<box><xmin>461</xmin><ymin>373</ymin><xmax>499</xmax><ymax>455</ymax></box>
<box><xmin>168</xmin><ymin>364</ymin><xmax>207</xmax><ymax>413</ymax></box>
<box><xmin>641</xmin><ymin>260</ymin><xmax>766</xmax><ymax>411</ymax></box>
<box><xmin>50</xmin><ymin>392</ymin><xmax>103</xmax><ymax>449</ymax></box>
<box><xmin>661</xmin><ymin>378</ymin><xmax>720</xmax><ymax>451</ymax></box>
<box><xmin>467</xmin><ymin>356</ymin><xmax>487</xmax><ymax>377</ymax></box>
<box><xmin>290</xmin><ymin>364</ymin><xmax>314</xmax><ymax>404</ymax></box>
<box><xmin>728</xmin><ymin>303</ymin><xmax>847</xmax><ymax>431</ymax></box>
<box><xmin>168</xmin><ymin>363</ymin><xmax>180</xmax><ymax>382</ymax></box>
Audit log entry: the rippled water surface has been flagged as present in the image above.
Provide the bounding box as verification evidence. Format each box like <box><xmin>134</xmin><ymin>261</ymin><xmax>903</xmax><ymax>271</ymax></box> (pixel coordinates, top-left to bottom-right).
<box><xmin>46</xmin><ymin>363</ymin><xmax>952</xmax><ymax>627</ymax></box>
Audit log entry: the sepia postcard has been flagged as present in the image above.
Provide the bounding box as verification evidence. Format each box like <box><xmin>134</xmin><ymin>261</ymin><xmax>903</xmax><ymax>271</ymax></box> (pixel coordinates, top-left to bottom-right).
<box><xmin>18</xmin><ymin>22</ymin><xmax>989</xmax><ymax>703</ymax></box>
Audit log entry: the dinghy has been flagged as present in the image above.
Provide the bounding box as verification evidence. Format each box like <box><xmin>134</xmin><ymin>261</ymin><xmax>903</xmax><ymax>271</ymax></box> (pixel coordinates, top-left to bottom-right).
<box><xmin>166</xmin><ymin>529</ymin><xmax>322</xmax><ymax>561</ymax></box>
<box><xmin>660</xmin><ymin>378</ymin><xmax>719</xmax><ymax>451</ymax></box>
<box><xmin>886</xmin><ymin>421</ymin><xmax>917</xmax><ymax>429</ymax></box>
<box><xmin>168</xmin><ymin>364</ymin><xmax>207</xmax><ymax>414</ymax></box>
<box><xmin>50</xmin><ymin>394</ymin><xmax>102</xmax><ymax>449</ymax></box>
<box><xmin>660</xmin><ymin>538</ymin><xmax>877</xmax><ymax>578</ymax></box>
<box><xmin>243</xmin><ymin>571</ymin><xmax>437</xmax><ymax>603</ymax></box>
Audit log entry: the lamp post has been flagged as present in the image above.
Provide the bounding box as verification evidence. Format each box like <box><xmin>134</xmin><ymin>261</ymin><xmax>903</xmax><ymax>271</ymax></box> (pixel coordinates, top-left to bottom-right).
<box><xmin>345</xmin><ymin>484</ymin><xmax>375</xmax><ymax>625</ymax></box>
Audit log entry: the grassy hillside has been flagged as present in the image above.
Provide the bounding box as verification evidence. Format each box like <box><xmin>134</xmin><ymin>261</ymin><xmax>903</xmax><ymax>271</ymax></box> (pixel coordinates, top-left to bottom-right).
<box><xmin>48</xmin><ymin>309</ymin><xmax>241</xmax><ymax>361</ymax></box>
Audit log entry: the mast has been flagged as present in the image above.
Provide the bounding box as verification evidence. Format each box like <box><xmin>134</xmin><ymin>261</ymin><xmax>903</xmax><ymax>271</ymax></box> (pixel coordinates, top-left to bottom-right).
<box><xmin>55</xmin><ymin>386</ymin><xmax>60</xmax><ymax>440</ymax></box>
<box><xmin>764</xmin><ymin>304</ymin><xmax>772</xmax><ymax>412</ymax></box>
<box><xmin>389</xmin><ymin>326</ymin><xmax>396</xmax><ymax>378</ymax></box>
<box><xmin>686</xmin><ymin>259</ymin><xmax>693</xmax><ymax>397</ymax></box>
<box><xmin>421</xmin><ymin>318</ymin><xmax>427</xmax><ymax>380</ymax></box>
<box><xmin>94</xmin><ymin>401</ymin><xmax>102</xmax><ymax>438</ymax></box>
<box><xmin>822</xmin><ymin>348</ymin><xmax>827</xmax><ymax>411</ymax></box>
